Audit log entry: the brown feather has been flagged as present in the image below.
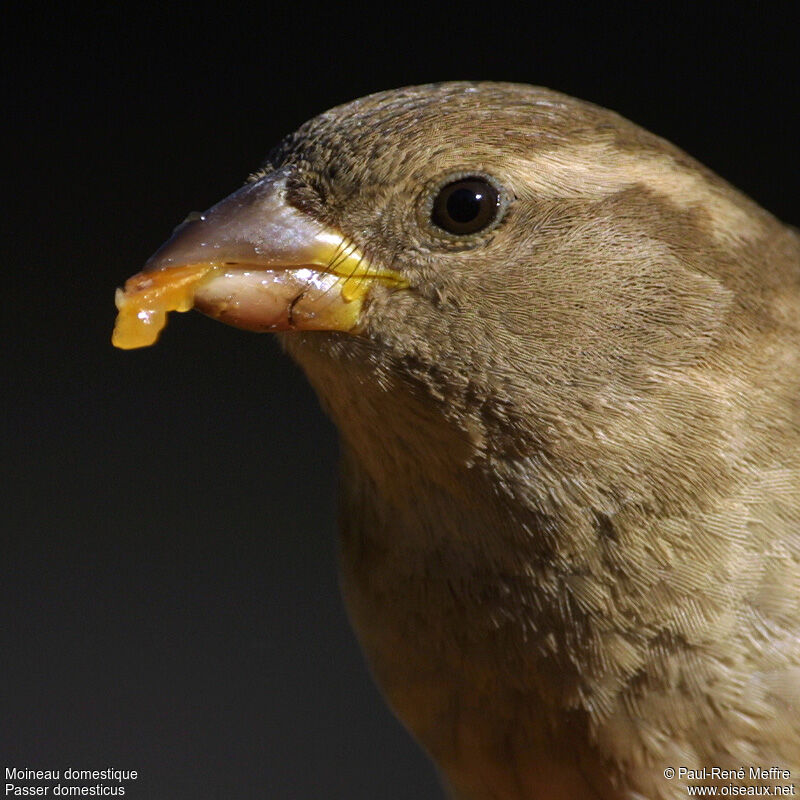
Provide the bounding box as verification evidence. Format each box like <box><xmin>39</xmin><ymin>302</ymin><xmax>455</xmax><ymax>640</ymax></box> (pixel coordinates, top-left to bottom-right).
<box><xmin>264</xmin><ymin>82</ymin><xmax>800</xmax><ymax>799</ymax></box>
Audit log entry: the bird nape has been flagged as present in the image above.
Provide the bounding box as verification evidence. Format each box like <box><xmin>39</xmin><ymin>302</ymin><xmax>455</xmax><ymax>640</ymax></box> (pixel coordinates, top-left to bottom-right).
<box><xmin>112</xmin><ymin>82</ymin><xmax>800</xmax><ymax>800</ymax></box>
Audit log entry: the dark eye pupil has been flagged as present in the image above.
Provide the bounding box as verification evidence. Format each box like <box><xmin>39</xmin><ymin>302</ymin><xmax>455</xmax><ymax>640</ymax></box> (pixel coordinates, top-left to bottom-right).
<box><xmin>431</xmin><ymin>177</ymin><xmax>500</xmax><ymax>235</ymax></box>
<box><xmin>446</xmin><ymin>187</ymin><xmax>484</xmax><ymax>223</ymax></box>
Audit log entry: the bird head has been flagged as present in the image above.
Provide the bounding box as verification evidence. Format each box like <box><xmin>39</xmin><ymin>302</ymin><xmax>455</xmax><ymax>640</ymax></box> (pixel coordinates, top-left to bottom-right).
<box><xmin>114</xmin><ymin>82</ymin><xmax>779</xmax><ymax>510</ymax></box>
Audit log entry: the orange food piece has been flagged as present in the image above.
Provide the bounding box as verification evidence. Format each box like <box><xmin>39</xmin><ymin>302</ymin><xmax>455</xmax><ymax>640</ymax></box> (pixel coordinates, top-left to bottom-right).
<box><xmin>112</xmin><ymin>264</ymin><xmax>222</xmax><ymax>349</ymax></box>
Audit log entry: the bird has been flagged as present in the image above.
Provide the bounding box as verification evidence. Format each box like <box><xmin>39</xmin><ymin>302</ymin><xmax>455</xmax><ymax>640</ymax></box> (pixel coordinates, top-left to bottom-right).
<box><xmin>113</xmin><ymin>82</ymin><xmax>800</xmax><ymax>799</ymax></box>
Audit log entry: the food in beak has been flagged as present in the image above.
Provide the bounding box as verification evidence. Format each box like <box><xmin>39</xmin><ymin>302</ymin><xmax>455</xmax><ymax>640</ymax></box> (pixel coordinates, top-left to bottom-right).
<box><xmin>111</xmin><ymin>169</ymin><xmax>407</xmax><ymax>349</ymax></box>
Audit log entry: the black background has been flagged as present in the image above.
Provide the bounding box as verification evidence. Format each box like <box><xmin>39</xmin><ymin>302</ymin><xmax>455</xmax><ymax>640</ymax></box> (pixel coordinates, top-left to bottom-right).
<box><xmin>3</xmin><ymin>4</ymin><xmax>798</xmax><ymax>799</ymax></box>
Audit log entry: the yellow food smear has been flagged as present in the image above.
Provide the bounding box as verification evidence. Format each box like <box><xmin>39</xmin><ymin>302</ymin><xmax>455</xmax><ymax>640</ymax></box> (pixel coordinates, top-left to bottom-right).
<box><xmin>112</xmin><ymin>263</ymin><xmax>222</xmax><ymax>350</ymax></box>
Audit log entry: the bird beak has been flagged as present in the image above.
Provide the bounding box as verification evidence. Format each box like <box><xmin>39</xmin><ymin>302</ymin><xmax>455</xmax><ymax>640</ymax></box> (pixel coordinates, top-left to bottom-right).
<box><xmin>111</xmin><ymin>167</ymin><xmax>407</xmax><ymax>349</ymax></box>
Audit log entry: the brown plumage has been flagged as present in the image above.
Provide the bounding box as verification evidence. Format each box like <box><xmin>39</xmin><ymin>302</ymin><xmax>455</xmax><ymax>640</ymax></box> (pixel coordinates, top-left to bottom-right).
<box><xmin>115</xmin><ymin>82</ymin><xmax>800</xmax><ymax>799</ymax></box>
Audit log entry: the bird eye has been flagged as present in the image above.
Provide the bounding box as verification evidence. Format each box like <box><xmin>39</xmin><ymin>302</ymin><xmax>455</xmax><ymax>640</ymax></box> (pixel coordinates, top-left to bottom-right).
<box><xmin>431</xmin><ymin>177</ymin><xmax>500</xmax><ymax>235</ymax></box>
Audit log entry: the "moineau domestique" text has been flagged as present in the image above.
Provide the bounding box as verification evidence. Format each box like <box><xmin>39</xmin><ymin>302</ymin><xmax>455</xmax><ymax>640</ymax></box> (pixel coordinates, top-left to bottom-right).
<box><xmin>6</xmin><ymin>771</ymin><xmax>136</xmax><ymax>783</ymax></box>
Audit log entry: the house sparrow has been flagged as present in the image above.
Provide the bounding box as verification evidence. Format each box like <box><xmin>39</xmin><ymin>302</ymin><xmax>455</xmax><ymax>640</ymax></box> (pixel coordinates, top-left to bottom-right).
<box><xmin>113</xmin><ymin>82</ymin><xmax>800</xmax><ymax>799</ymax></box>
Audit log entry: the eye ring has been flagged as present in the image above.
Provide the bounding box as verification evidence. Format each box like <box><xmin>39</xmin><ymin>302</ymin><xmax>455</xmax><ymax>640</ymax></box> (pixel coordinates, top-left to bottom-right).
<box><xmin>430</xmin><ymin>176</ymin><xmax>501</xmax><ymax>236</ymax></box>
<box><xmin>418</xmin><ymin>169</ymin><xmax>514</xmax><ymax>241</ymax></box>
